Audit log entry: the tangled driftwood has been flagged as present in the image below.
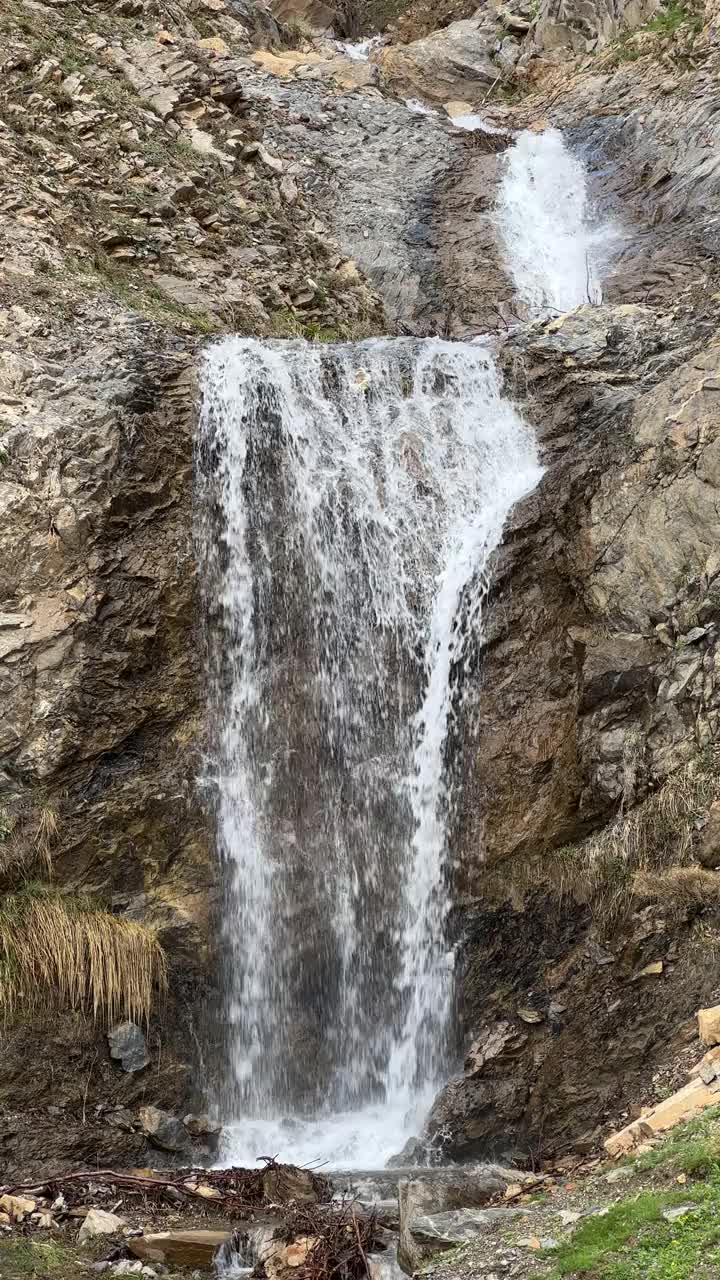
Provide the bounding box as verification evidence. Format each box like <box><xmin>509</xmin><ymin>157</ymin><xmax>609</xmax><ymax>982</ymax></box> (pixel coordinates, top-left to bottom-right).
<box><xmin>4</xmin><ymin>1161</ymin><xmax>332</xmax><ymax>1213</ymax></box>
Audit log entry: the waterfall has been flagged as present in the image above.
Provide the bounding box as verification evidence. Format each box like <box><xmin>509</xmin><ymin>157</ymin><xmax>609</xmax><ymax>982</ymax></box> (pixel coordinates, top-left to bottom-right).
<box><xmin>197</xmin><ymin>337</ymin><xmax>541</xmax><ymax>1168</ymax></box>
<box><xmin>498</xmin><ymin>128</ymin><xmax>617</xmax><ymax>317</ymax></box>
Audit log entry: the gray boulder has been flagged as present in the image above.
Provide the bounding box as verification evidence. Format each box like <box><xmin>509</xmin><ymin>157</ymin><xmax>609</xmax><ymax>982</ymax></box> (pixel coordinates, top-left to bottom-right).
<box><xmin>108</xmin><ymin>1022</ymin><xmax>150</xmax><ymax>1073</ymax></box>
<box><xmin>378</xmin><ymin>16</ymin><xmax>499</xmax><ymax>105</ymax></box>
<box><xmin>139</xmin><ymin>1106</ymin><xmax>191</xmax><ymax>1153</ymax></box>
<box><xmin>183</xmin><ymin>1112</ymin><xmax>223</xmax><ymax>1151</ymax></box>
<box><xmin>397</xmin><ymin>1171</ymin><xmax>527</xmax><ymax>1273</ymax></box>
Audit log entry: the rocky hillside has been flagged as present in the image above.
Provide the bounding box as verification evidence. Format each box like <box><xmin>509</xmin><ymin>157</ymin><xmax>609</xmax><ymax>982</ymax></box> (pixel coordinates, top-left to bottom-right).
<box><xmin>2</xmin><ymin>0</ymin><xmax>720</xmax><ymax>1181</ymax></box>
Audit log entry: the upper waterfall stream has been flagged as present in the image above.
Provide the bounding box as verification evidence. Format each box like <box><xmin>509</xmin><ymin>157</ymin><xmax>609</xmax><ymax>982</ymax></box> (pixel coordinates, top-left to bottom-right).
<box><xmin>197</xmin><ymin>338</ymin><xmax>541</xmax><ymax>1167</ymax></box>
<box><xmin>498</xmin><ymin>128</ymin><xmax>618</xmax><ymax>317</ymax></box>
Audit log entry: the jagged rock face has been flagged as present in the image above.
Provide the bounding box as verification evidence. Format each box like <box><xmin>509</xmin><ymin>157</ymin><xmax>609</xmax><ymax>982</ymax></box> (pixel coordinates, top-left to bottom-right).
<box><xmin>0</xmin><ymin>0</ymin><xmax>383</xmax><ymax>1176</ymax></box>
<box><xmin>457</xmin><ymin>305</ymin><xmax>720</xmax><ymax>873</ymax></box>
<box><xmin>0</xmin><ymin>306</ymin><xmax>206</xmax><ymax>922</ymax></box>
<box><xmin>0</xmin><ymin>304</ymin><xmax>212</xmax><ymax>1176</ymax></box>
<box><xmin>429</xmin><ymin>305</ymin><xmax>720</xmax><ymax>1158</ymax></box>
<box><xmin>534</xmin><ymin>0</ymin><xmax>660</xmax><ymax>53</ymax></box>
<box><xmin>419</xmin><ymin>8</ymin><xmax>720</xmax><ymax>1158</ymax></box>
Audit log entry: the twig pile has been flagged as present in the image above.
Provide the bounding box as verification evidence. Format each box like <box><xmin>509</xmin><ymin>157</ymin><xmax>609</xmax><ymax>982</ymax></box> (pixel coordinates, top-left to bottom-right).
<box><xmin>4</xmin><ymin>1162</ymin><xmax>332</xmax><ymax>1217</ymax></box>
<box><xmin>237</xmin><ymin>1200</ymin><xmax>381</xmax><ymax>1280</ymax></box>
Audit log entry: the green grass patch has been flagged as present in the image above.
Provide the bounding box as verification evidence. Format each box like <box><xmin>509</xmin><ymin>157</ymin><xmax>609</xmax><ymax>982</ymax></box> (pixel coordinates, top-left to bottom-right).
<box><xmin>629</xmin><ymin>1106</ymin><xmax>720</xmax><ymax>1176</ymax></box>
<box><xmin>645</xmin><ymin>1</ymin><xmax>702</xmax><ymax>36</ymax></box>
<box><xmin>0</xmin><ymin>1240</ymin><xmax>86</xmax><ymax>1280</ymax></box>
<box><xmin>549</xmin><ymin>1185</ymin><xmax>720</xmax><ymax>1277</ymax></box>
<box><xmin>550</xmin><ymin>1191</ymin><xmax>670</xmax><ymax>1275</ymax></box>
<box><xmin>549</xmin><ymin>1112</ymin><xmax>720</xmax><ymax>1277</ymax></box>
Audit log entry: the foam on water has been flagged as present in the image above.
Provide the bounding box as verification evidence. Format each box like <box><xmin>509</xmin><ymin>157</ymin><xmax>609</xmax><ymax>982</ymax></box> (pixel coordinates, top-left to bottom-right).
<box><xmin>404</xmin><ymin>97</ymin><xmax>439</xmax><ymax>116</ymax></box>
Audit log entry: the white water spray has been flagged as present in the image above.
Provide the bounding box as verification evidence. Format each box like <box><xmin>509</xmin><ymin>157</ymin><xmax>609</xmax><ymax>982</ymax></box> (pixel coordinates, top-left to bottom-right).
<box><xmin>197</xmin><ymin>338</ymin><xmax>540</xmax><ymax>1168</ymax></box>
<box><xmin>498</xmin><ymin>128</ymin><xmax>618</xmax><ymax>317</ymax></box>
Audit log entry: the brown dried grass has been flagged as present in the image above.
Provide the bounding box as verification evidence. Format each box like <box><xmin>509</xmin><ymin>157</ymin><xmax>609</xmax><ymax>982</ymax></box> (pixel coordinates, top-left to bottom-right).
<box><xmin>632</xmin><ymin>865</ymin><xmax>720</xmax><ymax>909</ymax></box>
<box><xmin>0</xmin><ymin>805</ymin><xmax>58</xmax><ymax>884</ymax></box>
<box><xmin>34</xmin><ymin>805</ymin><xmax>58</xmax><ymax>877</ymax></box>
<box><xmin>0</xmin><ymin>891</ymin><xmax>167</xmax><ymax>1025</ymax></box>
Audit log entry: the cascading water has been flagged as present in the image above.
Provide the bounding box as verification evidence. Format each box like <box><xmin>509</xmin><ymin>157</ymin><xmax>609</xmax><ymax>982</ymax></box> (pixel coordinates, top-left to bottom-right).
<box><xmin>497</xmin><ymin>128</ymin><xmax>618</xmax><ymax>317</ymax></box>
<box><xmin>197</xmin><ymin>338</ymin><xmax>541</xmax><ymax>1167</ymax></box>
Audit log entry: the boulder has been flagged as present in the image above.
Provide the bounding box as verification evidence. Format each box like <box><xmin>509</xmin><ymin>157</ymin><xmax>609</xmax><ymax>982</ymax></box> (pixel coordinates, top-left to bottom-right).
<box><xmin>261</xmin><ymin>1164</ymin><xmax>325</xmax><ymax>1204</ymax></box>
<box><xmin>425</xmin><ymin>1074</ymin><xmax>529</xmax><ymax>1161</ymax></box>
<box><xmin>183</xmin><ymin>1112</ymin><xmax>223</xmax><ymax>1149</ymax></box>
<box><xmin>0</xmin><ymin>1195</ymin><xmax>37</xmax><ymax>1223</ymax></box>
<box><xmin>397</xmin><ymin>1171</ymin><xmax>524</xmax><ymax>1272</ymax></box>
<box><xmin>270</xmin><ymin>0</ymin><xmax>337</xmax><ymax>34</ymax></box>
<box><xmin>386</xmin><ymin>1136</ymin><xmax>429</xmax><ymax>1167</ymax></box>
<box><xmin>108</xmin><ymin>1022</ymin><xmax>150</xmax><ymax>1073</ymax></box>
<box><xmin>78</xmin><ymin>1209</ymin><xmax>126</xmax><ymax>1244</ymax></box>
<box><xmin>128</xmin><ymin>1230</ymin><xmax>231</xmax><ymax>1267</ymax></box>
<box><xmin>227</xmin><ymin>0</ymin><xmax>284</xmax><ymax>45</ymax></box>
<box><xmin>264</xmin><ymin>1236</ymin><xmax>319</xmax><ymax>1280</ymax></box>
<box><xmin>697</xmin><ymin>804</ymin><xmax>720</xmax><ymax>868</ymax></box>
<box><xmin>604</xmin><ymin>1075</ymin><xmax>720</xmax><ymax>1157</ymax></box>
<box><xmin>698</xmin><ymin>1006</ymin><xmax>720</xmax><ymax>1047</ymax></box>
<box><xmin>689</xmin><ymin>1047</ymin><xmax>720</xmax><ymax>1083</ymax></box>
<box><xmin>139</xmin><ymin>1106</ymin><xmax>191</xmax><ymax>1153</ymax></box>
<box><xmin>378</xmin><ymin>18</ymin><xmax>498</xmax><ymax>105</ymax></box>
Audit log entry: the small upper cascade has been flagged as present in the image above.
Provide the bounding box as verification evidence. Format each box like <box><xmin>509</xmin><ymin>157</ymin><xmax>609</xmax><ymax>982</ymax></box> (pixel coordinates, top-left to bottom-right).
<box><xmin>497</xmin><ymin>128</ymin><xmax>618</xmax><ymax>318</ymax></box>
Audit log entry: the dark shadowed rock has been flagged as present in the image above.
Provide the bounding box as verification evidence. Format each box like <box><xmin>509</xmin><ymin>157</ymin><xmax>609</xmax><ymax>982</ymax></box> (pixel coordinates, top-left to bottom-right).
<box><xmin>261</xmin><ymin>1164</ymin><xmax>328</xmax><ymax>1204</ymax></box>
<box><xmin>386</xmin><ymin>1136</ymin><xmax>429</xmax><ymax>1168</ymax></box>
<box><xmin>139</xmin><ymin>1106</ymin><xmax>191</xmax><ymax>1153</ymax></box>
<box><xmin>183</xmin><ymin>1112</ymin><xmax>223</xmax><ymax>1150</ymax></box>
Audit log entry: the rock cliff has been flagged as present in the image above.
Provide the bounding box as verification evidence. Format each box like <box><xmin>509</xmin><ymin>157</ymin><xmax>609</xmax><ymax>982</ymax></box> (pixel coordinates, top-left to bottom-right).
<box><xmin>2</xmin><ymin>0</ymin><xmax>720</xmax><ymax>1175</ymax></box>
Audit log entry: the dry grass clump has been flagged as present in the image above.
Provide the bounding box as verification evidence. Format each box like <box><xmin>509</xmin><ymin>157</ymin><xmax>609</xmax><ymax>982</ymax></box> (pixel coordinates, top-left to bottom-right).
<box><xmin>632</xmin><ymin>865</ymin><xmax>720</xmax><ymax>909</ymax></box>
<box><xmin>0</xmin><ymin>805</ymin><xmax>58</xmax><ymax>885</ymax></box>
<box><xmin>0</xmin><ymin>889</ymin><xmax>167</xmax><ymax>1025</ymax></box>
<box><xmin>34</xmin><ymin>805</ymin><xmax>58</xmax><ymax>876</ymax></box>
